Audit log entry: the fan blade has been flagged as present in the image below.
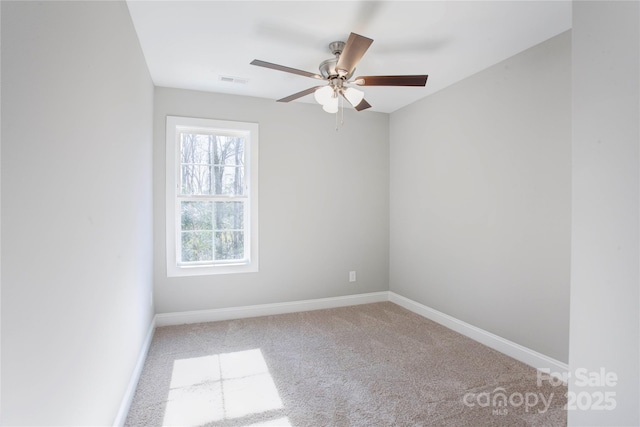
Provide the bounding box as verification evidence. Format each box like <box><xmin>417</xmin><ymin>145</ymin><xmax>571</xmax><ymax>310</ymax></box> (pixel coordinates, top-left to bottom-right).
<box><xmin>277</xmin><ymin>86</ymin><xmax>324</xmax><ymax>103</ymax></box>
<box><xmin>335</xmin><ymin>32</ymin><xmax>373</xmax><ymax>77</ymax></box>
<box><xmin>354</xmin><ymin>75</ymin><xmax>428</xmax><ymax>86</ymax></box>
<box><xmin>354</xmin><ymin>99</ymin><xmax>372</xmax><ymax>111</ymax></box>
<box><xmin>251</xmin><ymin>59</ymin><xmax>324</xmax><ymax>80</ymax></box>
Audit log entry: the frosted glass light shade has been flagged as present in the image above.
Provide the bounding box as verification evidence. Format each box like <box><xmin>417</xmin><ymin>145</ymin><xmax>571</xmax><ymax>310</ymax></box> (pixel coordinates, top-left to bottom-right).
<box><xmin>322</xmin><ymin>96</ymin><xmax>339</xmax><ymax>113</ymax></box>
<box><xmin>343</xmin><ymin>87</ymin><xmax>365</xmax><ymax>107</ymax></box>
<box><xmin>314</xmin><ymin>86</ymin><xmax>334</xmax><ymax>105</ymax></box>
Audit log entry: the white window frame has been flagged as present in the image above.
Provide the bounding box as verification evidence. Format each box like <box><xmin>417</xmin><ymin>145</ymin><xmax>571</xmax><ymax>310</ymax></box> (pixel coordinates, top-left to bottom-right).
<box><xmin>166</xmin><ymin>116</ymin><xmax>258</xmax><ymax>277</ymax></box>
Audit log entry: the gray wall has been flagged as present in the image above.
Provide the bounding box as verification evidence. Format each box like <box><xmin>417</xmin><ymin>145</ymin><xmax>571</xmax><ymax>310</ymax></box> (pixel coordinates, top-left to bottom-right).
<box><xmin>569</xmin><ymin>2</ymin><xmax>639</xmax><ymax>425</ymax></box>
<box><xmin>1</xmin><ymin>2</ymin><xmax>154</xmax><ymax>425</ymax></box>
<box><xmin>154</xmin><ymin>88</ymin><xmax>389</xmax><ymax>313</ymax></box>
<box><xmin>389</xmin><ymin>31</ymin><xmax>571</xmax><ymax>363</ymax></box>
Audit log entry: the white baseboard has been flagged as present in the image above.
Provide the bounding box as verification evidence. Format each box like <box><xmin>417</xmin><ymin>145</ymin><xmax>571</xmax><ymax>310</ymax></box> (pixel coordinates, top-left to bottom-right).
<box><xmin>156</xmin><ymin>291</ymin><xmax>568</xmax><ymax>378</ymax></box>
<box><xmin>388</xmin><ymin>292</ymin><xmax>569</xmax><ymax>380</ymax></box>
<box><xmin>155</xmin><ymin>291</ymin><xmax>389</xmax><ymax>327</ymax></box>
<box><xmin>113</xmin><ymin>316</ymin><xmax>156</xmax><ymax>427</ymax></box>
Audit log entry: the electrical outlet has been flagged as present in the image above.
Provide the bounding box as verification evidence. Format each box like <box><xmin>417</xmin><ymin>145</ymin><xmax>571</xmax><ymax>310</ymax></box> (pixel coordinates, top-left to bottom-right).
<box><xmin>349</xmin><ymin>271</ymin><xmax>357</xmax><ymax>282</ymax></box>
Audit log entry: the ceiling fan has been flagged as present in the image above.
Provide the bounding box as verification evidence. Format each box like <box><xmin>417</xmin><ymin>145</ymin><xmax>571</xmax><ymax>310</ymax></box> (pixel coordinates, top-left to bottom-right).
<box><xmin>250</xmin><ymin>32</ymin><xmax>428</xmax><ymax>114</ymax></box>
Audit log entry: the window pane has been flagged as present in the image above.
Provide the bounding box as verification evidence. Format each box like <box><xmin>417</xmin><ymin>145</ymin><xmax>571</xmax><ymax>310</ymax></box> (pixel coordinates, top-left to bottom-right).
<box><xmin>181</xmin><ymin>133</ymin><xmax>214</xmax><ymax>196</ymax></box>
<box><xmin>212</xmin><ymin>136</ymin><xmax>244</xmax><ymax>195</ymax></box>
<box><xmin>181</xmin><ymin>133</ymin><xmax>212</xmax><ymax>164</ymax></box>
<box><xmin>215</xmin><ymin>166</ymin><xmax>244</xmax><ymax>195</ymax></box>
<box><xmin>181</xmin><ymin>201</ymin><xmax>213</xmax><ymax>230</ymax></box>
<box><xmin>215</xmin><ymin>231</ymin><xmax>244</xmax><ymax>260</ymax></box>
<box><xmin>180</xmin><ymin>201</ymin><xmax>244</xmax><ymax>262</ymax></box>
<box><xmin>180</xmin><ymin>133</ymin><xmax>245</xmax><ymax>196</ymax></box>
<box><xmin>214</xmin><ymin>201</ymin><xmax>244</xmax><ymax>230</ymax></box>
<box><xmin>181</xmin><ymin>164</ymin><xmax>212</xmax><ymax>195</ymax></box>
<box><xmin>216</xmin><ymin>136</ymin><xmax>244</xmax><ymax>167</ymax></box>
<box><xmin>181</xmin><ymin>231</ymin><xmax>213</xmax><ymax>262</ymax></box>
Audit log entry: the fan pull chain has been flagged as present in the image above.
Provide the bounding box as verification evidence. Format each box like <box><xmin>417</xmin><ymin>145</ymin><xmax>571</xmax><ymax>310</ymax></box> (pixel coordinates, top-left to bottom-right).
<box><xmin>334</xmin><ymin>95</ymin><xmax>345</xmax><ymax>131</ymax></box>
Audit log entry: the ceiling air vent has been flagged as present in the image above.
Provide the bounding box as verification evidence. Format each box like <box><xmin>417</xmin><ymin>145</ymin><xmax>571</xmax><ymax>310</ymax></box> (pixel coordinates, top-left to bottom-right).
<box><xmin>219</xmin><ymin>75</ymin><xmax>249</xmax><ymax>85</ymax></box>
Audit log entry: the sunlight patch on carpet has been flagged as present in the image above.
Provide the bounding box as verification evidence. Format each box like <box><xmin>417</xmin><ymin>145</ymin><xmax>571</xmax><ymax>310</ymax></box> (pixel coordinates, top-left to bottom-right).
<box><xmin>162</xmin><ymin>349</ymin><xmax>289</xmax><ymax>426</ymax></box>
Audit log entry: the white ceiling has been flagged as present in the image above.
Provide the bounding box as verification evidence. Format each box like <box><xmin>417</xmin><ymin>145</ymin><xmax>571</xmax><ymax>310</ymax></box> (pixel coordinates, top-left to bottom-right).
<box><xmin>126</xmin><ymin>1</ymin><xmax>571</xmax><ymax>113</ymax></box>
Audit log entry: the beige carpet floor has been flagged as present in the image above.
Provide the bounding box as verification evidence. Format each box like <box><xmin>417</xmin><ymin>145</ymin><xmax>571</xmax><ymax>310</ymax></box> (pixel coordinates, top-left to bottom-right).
<box><xmin>125</xmin><ymin>302</ymin><xmax>567</xmax><ymax>426</ymax></box>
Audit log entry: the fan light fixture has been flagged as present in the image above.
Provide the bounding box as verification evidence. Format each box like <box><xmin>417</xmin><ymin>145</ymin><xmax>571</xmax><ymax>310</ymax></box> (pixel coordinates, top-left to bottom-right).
<box><xmin>313</xmin><ymin>86</ymin><xmax>364</xmax><ymax>114</ymax></box>
<box><xmin>322</xmin><ymin>95</ymin><xmax>339</xmax><ymax>113</ymax></box>
<box><xmin>250</xmin><ymin>32</ymin><xmax>429</xmax><ymax>128</ymax></box>
<box><xmin>313</xmin><ymin>83</ymin><xmax>364</xmax><ymax>129</ymax></box>
<box><xmin>314</xmin><ymin>86</ymin><xmax>334</xmax><ymax>105</ymax></box>
<box><xmin>343</xmin><ymin>87</ymin><xmax>364</xmax><ymax>108</ymax></box>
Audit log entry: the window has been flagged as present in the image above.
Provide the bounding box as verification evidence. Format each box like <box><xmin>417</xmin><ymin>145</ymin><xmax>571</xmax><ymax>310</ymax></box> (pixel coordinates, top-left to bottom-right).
<box><xmin>166</xmin><ymin>116</ymin><xmax>258</xmax><ymax>276</ymax></box>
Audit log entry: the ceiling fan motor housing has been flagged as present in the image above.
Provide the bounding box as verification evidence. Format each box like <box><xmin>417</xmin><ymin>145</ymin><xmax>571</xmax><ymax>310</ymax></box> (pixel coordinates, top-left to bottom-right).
<box><xmin>319</xmin><ymin>40</ymin><xmax>353</xmax><ymax>80</ymax></box>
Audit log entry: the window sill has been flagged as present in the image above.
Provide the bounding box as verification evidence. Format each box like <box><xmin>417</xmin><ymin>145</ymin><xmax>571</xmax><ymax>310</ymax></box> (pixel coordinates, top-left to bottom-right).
<box><xmin>167</xmin><ymin>261</ymin><xmax>259</xmax><ymax>277</ymax></box>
